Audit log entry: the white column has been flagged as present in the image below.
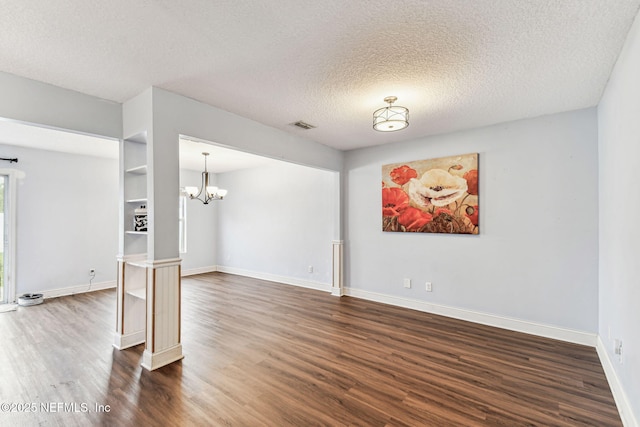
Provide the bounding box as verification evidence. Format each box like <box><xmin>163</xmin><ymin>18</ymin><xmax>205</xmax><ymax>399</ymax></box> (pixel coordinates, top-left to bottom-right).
<box><xmin>141</xmin><ymin>258</ymin><xmax>183</xmax><ymax>371</ymax></box>
<box><xmin>117</xmin><ymin>88</ymin><xmax>184</xmax><ymax>370</ymax></box>
<box><xmin>331</xmin><ymin>240</ymin><xmax>344</xmax><ymax>296</ymax></box>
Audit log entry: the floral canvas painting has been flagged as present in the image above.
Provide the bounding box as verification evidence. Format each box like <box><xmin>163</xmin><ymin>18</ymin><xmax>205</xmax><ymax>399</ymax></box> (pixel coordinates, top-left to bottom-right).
<box><xmin>382</xmin><ymin>153</ymin><xmax>479</xmax><ymax>234</ymax></box>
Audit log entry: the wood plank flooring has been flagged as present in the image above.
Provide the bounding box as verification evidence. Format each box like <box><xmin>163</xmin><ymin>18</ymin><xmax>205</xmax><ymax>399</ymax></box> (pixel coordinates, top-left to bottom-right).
<box><xmin>0</xmin><ymin>272</ymin><xmax>621</xmax><ymax>426</ymax></box>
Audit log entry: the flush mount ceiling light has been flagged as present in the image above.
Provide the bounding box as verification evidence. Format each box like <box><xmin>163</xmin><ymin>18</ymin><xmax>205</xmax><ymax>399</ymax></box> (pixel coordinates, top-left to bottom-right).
<box><xmin>184</xmin><ymin>152</ymin><xmax>228</xmax><ymax>204</ymax></box>
<box><xmin>373</xmin><ymin>96</ymin><xmax>409</xmax><ymax>132</ymax></box>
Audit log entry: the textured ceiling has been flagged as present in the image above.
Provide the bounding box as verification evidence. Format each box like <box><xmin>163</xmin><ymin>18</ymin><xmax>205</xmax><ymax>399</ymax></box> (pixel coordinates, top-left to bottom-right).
<box><xmin>1</xmin><ymin>0</ymin><xmax>639</xmax><ymax>151</ymax></box>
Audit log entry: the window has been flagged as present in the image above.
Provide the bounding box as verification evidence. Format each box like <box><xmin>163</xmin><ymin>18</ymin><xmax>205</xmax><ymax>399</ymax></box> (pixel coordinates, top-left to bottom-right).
<box><xmin>179</xmin><ymin>194</ymin><xmax>187</xmax><ymax>253</ymax></box>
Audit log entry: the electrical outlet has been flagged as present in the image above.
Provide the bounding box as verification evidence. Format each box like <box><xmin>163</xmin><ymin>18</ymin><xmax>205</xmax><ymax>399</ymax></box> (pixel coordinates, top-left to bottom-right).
<box><xmin>615</xmin><ymin>339</ymin><xmax>623</xmax><ymax>363</ymax></box>
<box><xmin>403</xmin><ymin>278</ymin><xmax>411</xmax><ymax>288</ymax></box>
<box><xmin>89</xmin><ymin>268</ymin><xmax>96</xmax><ymax>276</ymax></box>
<box><xmin>425</xmin><ymin>282</ymin><xmax>432</xmax><ymax>292</ymax></box>
<box><xmin>308</xmin><ymin>266</ymin><xmax>313</xmax><ymax>273</ymax></box>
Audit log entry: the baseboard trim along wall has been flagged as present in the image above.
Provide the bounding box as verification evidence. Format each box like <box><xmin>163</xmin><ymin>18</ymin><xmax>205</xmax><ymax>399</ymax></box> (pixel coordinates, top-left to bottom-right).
<box><xmin>596</xmin><ymin>337</ymin><xmax>638</xmax><ymax>427</ymax></box>
<box><xmin>210</xmin><ymin>267</ymin><xmax>597</xmax><ymax>348</ymax></box>
<box><xmin>35</xmin><ymin>280</ymin><xmax>117</xmax><ymax>300</ymax></box>
<box><xmin>29</xmin><ymin>266</ymin><xmax>219</xmax><ymax>300</ymax></box>
<box><xmin>343</xmin><ymin>287</ymin><xmax>598</xmax><ymax>347</ymax></box>
<box><xmin>33</xmin><ymin>271</ymin><xmax>596</xmax><ymax>349</ymax></box>
<box><xmin>25</xmin><ymin>268</ymin><xmax>630</xmax><ymax>425</ymax></box>
<box><xmin>182</xmin><ymin>265</ymin><xmax>218</xmax><ymax>276</ymax></box>
<box><xmin>216</xmin><ymin>265</ymin><xmax>332</xmax><ymax>293</ymax></box>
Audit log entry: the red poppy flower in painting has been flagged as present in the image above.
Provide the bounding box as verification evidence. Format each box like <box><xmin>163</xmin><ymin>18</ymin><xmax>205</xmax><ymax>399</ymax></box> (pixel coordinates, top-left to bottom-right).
<box><xmin>463</xmin><ymin>169</ymin><xmax>478</xmax><ymax>195</ymax></box>
<box><xmin>382</xmin><ymin>187</ymin><xmax>409</xmax><ymax>217</ymax></box>
<box><xmin>390</xmin><ymin>165</ymin><xmax>418</xmax><ymax>186</ymax></box>
<box><xmin>466</xmin><ymin>205</ymin><xmax>479</xmax><ymax>226</ymax></box>
<box><xmin>398</xmin><ymin>207</ymin><xmax>433</xmax><ymax>231</ymax></box>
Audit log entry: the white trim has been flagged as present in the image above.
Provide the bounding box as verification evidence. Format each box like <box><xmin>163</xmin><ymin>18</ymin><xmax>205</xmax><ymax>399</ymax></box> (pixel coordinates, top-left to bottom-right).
<box><xmin>597</xmin><ymin>337</ymin><xmax>639</xmax><ymax>427</ymax></box>
<box><xmin>116</xmin><ymin>255</ymin><xmax>184</xmax><ymax>269</ymax></box>
<box><xmin>148</xmin><ymin>258</ymin><xmax>182</xmax><ymax>268</ymax></box>
<box><xmin>31</xmin><ymin>280</ymin><xmax>117</xmax><ymax>300</ymax></box>
<box><xmin>344</xmin><ymin>287</ymin><xmax>597</xmax><ymax>347</ymax></box>
<box><xmin>117</xmin><ymin>253</ymin><xmax>146</xmax><ymax>263</ymax></box>
<box><xmin>332</xmin><ymin>240</ymin><xmax>344</xmax><ymax>297</ymax></box>
<box><xmin>182</xmin><ymin>265</ymin><xmax>218</xmax><ymax>276</ymax></box>
<box><xmin>209</xmin><ymin>269</ymin><xmax>595</xmax><ymax>346</ymax></box>
<box><xmin>113</xmin><ymin>330</ymin><xmax>145</xmax><ymax>350</ymax></box>
<box><xmin>141</xmin><ymin>268</ymin><xmax>634</xmax><ymax>424</ymax></box>
<box><xmin>142</xmin><ymin>344</ymin><xmax>184</xmax><ymax>371</ymax></box>
<box><xmin>216</xmin><ymin>265</ymin><xmax>331</xmax><ymax>293</ymax></box>
<box><xmin>331</xmin><ymin>287</ymin><xmax>344</xmax><ymax>297</ymax></box>
<box><xmin>179</xmin><ymin>194</ymin><xmax>187</xmax><ymax>254</ymax></box>
<box><xmin>0</xmin><ymin>168</ymin><xmax>23</xmax><ymax>304</ymax></box>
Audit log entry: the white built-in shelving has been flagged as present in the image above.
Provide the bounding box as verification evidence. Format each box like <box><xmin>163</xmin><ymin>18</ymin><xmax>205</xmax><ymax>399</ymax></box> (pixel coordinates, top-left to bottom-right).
<box><xmin>125</xmin><ymin>165</ymin><xmax>147</xmax><ymax>175</ymax></box>
<box><xmin>126</xmin><ymin>287</ymin><xmax>146</xmax><ymax>300</ymax></box>
<box><xmin>115</xmin><ymin>132</ymin><xmax>149</xmax><ymax>351</ymax></box>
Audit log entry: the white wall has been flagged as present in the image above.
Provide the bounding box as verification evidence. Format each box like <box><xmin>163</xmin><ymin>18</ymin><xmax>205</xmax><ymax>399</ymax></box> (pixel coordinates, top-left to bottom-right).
<box><xmin>0</xmin><ymin>71</ymin><xmax>121</xmax><ymax>139</ymax></box>
<box><xmin>152</xmin><ymin>88</ymin><xmax>343</xmax><ymax>173</ymax></box>
<box><xmin>179</xmin><ymin>168</ymin><xmax>216</xmax><ymax>273</ymax></box>
<box><xmin>598</xmin><ymin>9</ymin><xmax>640</xmax><ymax>426</ymax></box>
<box><xmin>345</xmin><ymin>108</ymin><xmax>599</xmax><ymax>334</ymax></box>
<box><xmin>216</xmin><ymin>162</ymin><xmax>336</xmax><ymax>288</ymax></box>
<box><xmin>0</xmin><ymin>143</ymin><xmax>119</xmax><ymax>296</ymax></box>
<box><xmin>0</xmin><ymin>141</ymin><xmax>218</xmax><ymax>297</ymax></box>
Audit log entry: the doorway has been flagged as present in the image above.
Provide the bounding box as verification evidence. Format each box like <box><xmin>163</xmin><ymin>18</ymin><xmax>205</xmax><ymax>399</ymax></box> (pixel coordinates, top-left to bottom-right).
<box><xmin>0</xmin><ymin>171</ymin><xmax>16</xmax><ymax>305</ymax></box>
<box><xmin>0</xmin><ymin>174</ymin><xmax>4</xmax><ymax>303</ymax></box>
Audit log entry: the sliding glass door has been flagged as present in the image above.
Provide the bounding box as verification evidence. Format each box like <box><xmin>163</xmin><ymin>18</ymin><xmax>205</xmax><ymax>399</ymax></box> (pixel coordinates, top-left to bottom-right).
<box><xmin>0</xmin><ymin>175</ymin><xmax>5</xmax><ymax>303</ymax></box>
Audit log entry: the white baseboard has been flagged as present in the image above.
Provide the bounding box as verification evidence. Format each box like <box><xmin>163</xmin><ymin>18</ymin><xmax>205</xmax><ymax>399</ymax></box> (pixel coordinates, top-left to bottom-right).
<box><xmin>113</xmin><ymin>330</ymin><xmax>145</xmax><ymax>350</ymax></box>
<box><xmin>18</xmin><ymin>268</ymin><xmax>630</xmax><ymax>424</ymax></box>
<box><xmin>210</xmin><ymin>269</ymin><xmax>596</xmax><ymax>347</ymax></box>
<box><xmin>142</xmin><ymin>344</ymin><xmax>184</xmax><ymax>371</ymax></box>
<box><xmin>27</xmin><ymin>264</ymin><xmax>219</xmax><ymax>301</ymax></box>
<box><xmin>596</xmin><ymin>337</ymin><xmax>638</xmax><ymax>427</ymax></box>
<box><xmin>216</xmin><ymin>265</ymin><xmax>331</xmax><ymax>293</ymax></box>
<box><xmin>182</xmin><ymin>265</ymin><xmax>218</xmax><ymax>276</ymax></box>
<box><xmin>344</xmin><ymin>287</ymin><xmax>597</xmax><ymax>347</ymax></box>
<box><xmin>28</xmin><ymin>280</ymin><xmax>117</xmax><ymax>300</ymax></box>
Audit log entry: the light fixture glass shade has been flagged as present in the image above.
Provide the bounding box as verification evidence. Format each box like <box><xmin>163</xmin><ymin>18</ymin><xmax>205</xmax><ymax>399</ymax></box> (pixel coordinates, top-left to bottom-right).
<box><xmin>373</xmin><ymin>96</ymin><xmax>409</xmax><ymax>132</ymax></box>
<box><xmin>185</xmin><ymin>186</ymin><xmax>199</xmax><ymax>197</ymax></box>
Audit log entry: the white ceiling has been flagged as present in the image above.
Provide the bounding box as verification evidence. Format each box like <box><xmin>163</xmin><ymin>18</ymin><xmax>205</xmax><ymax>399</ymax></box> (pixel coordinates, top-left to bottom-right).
<box><xmin>1</xmin><ymin>1</ymin><xmax>639</xmax><ymax>152</ymax></box>
<box><xmin>179</xmin><ymin>137</ymin><xmax>279</xmax><ymax>172</ymax></box>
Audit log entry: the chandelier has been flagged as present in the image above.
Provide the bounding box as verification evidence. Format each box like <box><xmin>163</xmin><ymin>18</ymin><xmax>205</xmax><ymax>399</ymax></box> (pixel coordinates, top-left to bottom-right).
<box><xmin>373</xmin><ymin>96</ymin><xmax>409</xmax><ymax>132</ymax></box>
<box><xmin>184</xmin><ymin>152</ymin><xmax>228</xmax><ymax>204</ymax></box>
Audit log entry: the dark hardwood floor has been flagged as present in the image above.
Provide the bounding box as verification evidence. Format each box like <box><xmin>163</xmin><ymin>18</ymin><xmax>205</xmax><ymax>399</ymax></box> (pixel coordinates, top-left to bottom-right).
<box><xmin>0</xmin><ymin>272</ymin><xmax>621</xmax><ymax>426</ymax></box>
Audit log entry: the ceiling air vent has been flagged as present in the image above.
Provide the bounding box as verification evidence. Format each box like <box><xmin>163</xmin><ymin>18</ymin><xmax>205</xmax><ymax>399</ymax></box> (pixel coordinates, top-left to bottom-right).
<box><xmin>291</xmin><ymin>121</ymin><xmax>316</xmax><ymax>130</ymax></box>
